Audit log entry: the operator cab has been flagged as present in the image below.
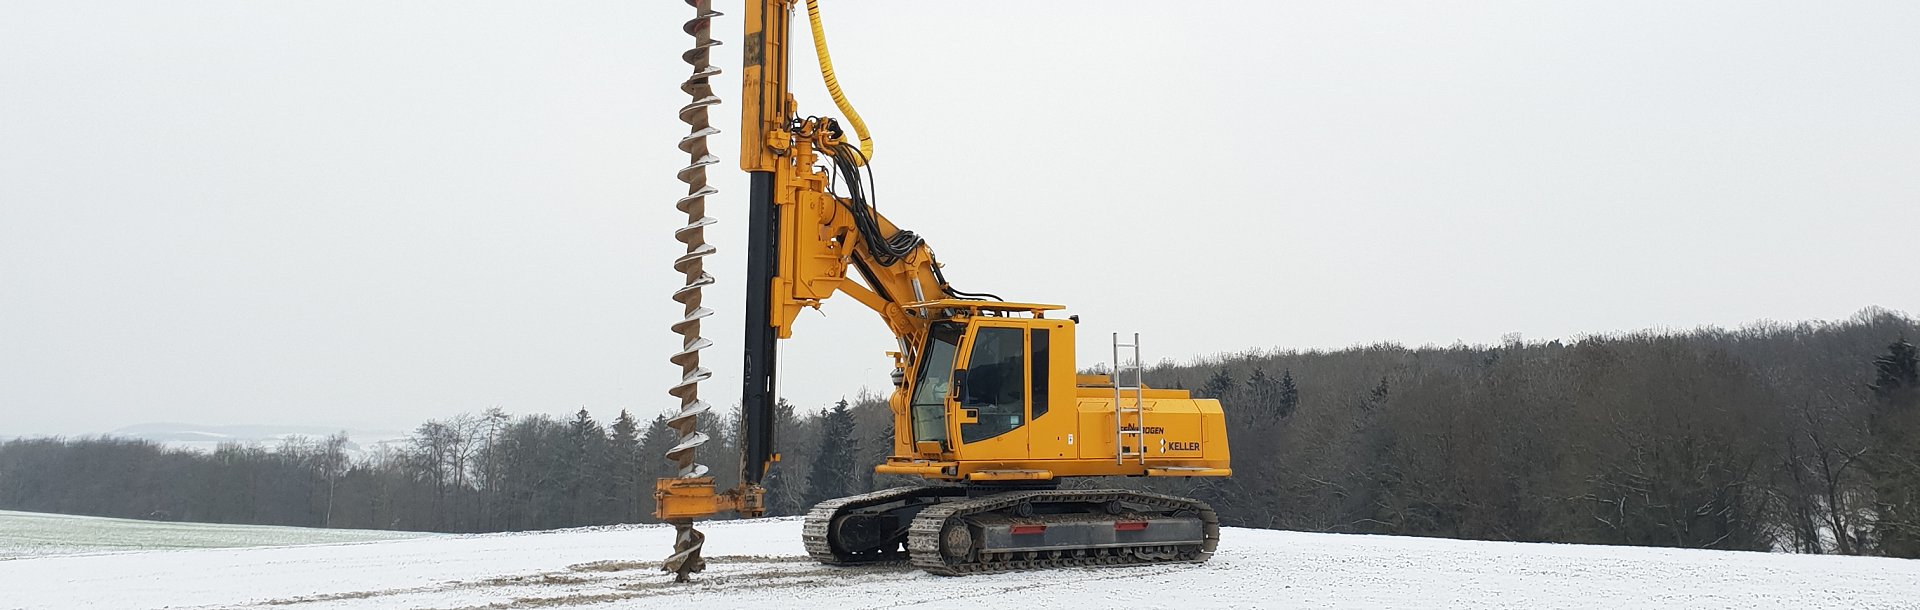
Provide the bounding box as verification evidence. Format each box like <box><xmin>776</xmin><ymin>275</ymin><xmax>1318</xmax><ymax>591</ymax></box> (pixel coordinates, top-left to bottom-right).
<box><xmin>901</xmin><ymin>300</ymin><xmax>1071</xmax><ymax>459</ymax></box>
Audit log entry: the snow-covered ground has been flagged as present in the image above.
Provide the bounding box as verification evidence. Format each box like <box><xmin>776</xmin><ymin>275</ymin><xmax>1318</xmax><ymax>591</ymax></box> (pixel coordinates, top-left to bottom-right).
<box><xmin>2</xmin><ymin>512</ymin><xmax>1918</xmax><ymax>609</ymax></box>
<box><xmin>0</xmin><ymin>510</ymin><xmax>430</xmax><ymax>559</ymax></box>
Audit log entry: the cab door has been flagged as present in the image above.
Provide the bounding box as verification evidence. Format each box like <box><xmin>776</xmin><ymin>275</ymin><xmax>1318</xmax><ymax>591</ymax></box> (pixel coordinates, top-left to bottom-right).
<box><xmin>951</xmin><ymin>322</ymin><xmax>1030</xmax><ymax>461</ymax></box>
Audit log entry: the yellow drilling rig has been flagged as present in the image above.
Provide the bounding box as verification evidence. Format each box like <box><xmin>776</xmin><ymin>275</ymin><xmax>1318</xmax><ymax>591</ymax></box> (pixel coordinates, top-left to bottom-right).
<box><xmin>655</xmin><ymin>0</ymin><xmax>1232</xmax><ymax>581</ymax></box>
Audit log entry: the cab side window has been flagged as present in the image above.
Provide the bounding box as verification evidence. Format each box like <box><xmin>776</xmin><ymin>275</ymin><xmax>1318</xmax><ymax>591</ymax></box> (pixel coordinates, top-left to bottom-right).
<box><xmin>960</xmin><ymin>327</ymin><xmax>1025</xmax><ymax>444</ymax></box>
<box><xmin>1031</xmin><ymin>329</ymin><xmax>1050</xmax><ymax>419</ymax></box>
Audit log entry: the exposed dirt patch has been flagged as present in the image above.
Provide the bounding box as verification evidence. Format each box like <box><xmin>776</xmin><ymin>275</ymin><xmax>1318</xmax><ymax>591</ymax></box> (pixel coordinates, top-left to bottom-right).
<box><xmin>482</xmin><ymin>573</ymin><xmax>591</xmax><ymax>586</ymax></box>
<box><xmin>258</xmin><ymin>585</ymin><xmax>446</xmax><ymax>606</ymax></box>
<box><xmin>708</xmin><ymin>553</ymin><xmax>817</xmax><ymax>564</ymax></box>
<box><xmin>248</xmin><ymin>555</ymin><xmax>844</xmax><ymax>607</ymax></box>
<box><xmin>250</xmin><ymin>554</ymin><xmax>919</xmax><ymax>608</ymax></box>
<box><xmin>466</xmin><ymin>591</ymin><xmax>647</xmax><ymax>609</ymax></box>
<box><xmin>566</xmin><ymin>559</ymin><xmax>656</xmax><ymax>573</ymax></box>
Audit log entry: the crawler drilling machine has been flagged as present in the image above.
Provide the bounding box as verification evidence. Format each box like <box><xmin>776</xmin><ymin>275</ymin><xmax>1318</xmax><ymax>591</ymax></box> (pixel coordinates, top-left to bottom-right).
<box><xmin>655</xmin><ymin>0</ymin><xmax>1232</xmax><ymax>581</ymax></box>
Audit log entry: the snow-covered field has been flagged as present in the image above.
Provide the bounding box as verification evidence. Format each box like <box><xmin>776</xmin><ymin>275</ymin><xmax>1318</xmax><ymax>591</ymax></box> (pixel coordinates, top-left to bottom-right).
<box><xmin>0</xmin><ymin>510</ymin><xmax>429</xmax><ymax>559</ymax></box>
<box><xmin>2</xmin><ymin>511</ymin><xmax>1918</xmax><ymax>609</ymax></box>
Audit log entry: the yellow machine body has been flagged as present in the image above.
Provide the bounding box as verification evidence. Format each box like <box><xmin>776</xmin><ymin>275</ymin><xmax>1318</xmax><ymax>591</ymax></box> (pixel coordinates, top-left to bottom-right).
<box><xmin>871</xmin><ymin>303</ymin><xmax>1231</xmax><ymax>482</ymax></box>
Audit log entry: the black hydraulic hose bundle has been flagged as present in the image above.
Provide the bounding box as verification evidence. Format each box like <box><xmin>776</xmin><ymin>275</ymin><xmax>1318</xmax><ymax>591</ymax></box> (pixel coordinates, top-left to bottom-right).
<box><xmin>826</xmin><ymin>141</ymin><xmax>911</xmax><ymax>265</ymax></box>
<box><xmin>823</xmin><ymin>141</ymin><xmax>1002</xmax><ymax>301</ymax></box>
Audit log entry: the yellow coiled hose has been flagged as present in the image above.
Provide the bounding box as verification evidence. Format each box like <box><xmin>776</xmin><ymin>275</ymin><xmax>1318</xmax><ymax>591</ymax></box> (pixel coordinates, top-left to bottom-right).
<box><xmin>805</xmin><ymin>0</ymin><xmax>873</xmax><ymax>164</ymax></box>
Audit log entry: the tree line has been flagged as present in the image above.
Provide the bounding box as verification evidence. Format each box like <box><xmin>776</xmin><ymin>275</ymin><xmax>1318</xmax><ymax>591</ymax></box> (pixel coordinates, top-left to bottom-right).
<box><xmin>0</xmin><ymin>308</ymin><xmax>1915</xmax><ymax>559</ymax></box>
<box><xmin>1129</xmin><ymin>307</ymin><xmax>1919</xmax><ymax>558</ymax></box>
<box><xmin>0</xmin><ymin>397</ymin><xmax>892</xmax><ymax>533</ymax></box>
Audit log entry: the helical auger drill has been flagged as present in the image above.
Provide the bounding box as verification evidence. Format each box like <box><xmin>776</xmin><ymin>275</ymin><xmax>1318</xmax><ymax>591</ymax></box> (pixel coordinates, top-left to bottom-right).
<box><xmin>663</xmin><ymin>0</ymin><xmax>721</xmax><ymax>583</ymax></box>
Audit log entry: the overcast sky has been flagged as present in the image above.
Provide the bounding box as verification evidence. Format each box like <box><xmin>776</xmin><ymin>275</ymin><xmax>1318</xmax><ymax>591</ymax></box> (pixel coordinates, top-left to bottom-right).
<box><xmin>3</xmin><ymin>1</ymin><xmax>1916</xmax><ymax>436</ymax></box>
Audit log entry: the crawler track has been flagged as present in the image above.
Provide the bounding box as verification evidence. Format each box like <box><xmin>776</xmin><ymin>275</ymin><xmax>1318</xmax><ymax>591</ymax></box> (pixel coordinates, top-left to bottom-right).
<box><xmin>802</xmin><ymin>486</ymin><xmax>962</xmax><ymax>566</ymax></box>
<box><xmin>904</xmin><ymin>489</ymin><xmax>1219</xmax><ymax>576</ymax></box>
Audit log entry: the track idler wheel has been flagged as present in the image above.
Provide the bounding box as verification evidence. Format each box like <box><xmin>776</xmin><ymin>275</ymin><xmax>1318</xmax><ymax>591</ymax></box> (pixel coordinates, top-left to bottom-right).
<box><xmin>940</xmin><ymin>524</ymin><xmax>974</xmax><ymax>559</ymax></box>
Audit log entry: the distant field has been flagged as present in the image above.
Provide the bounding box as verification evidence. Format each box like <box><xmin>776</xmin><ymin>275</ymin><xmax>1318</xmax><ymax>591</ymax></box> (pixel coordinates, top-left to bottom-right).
<box><xmin>0</xmin><ymin>509</ymin><xmax>431</xmax><ymax>559</ymax></box>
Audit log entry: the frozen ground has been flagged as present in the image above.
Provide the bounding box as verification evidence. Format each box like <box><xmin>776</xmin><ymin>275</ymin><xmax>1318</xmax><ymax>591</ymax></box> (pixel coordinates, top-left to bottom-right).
<box><xmin>0</xmin><ymin>510</ymin><xmax>429</xmax><ymax>559</ymax></box>
<box><xmin>2</xmin><ymin>512</ymin><xmax>1918</xmax><ymax>609</ymax></box>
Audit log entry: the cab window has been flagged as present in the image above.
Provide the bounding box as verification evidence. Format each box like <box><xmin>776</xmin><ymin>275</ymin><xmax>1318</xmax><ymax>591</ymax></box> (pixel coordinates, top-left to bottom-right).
<box><xmin>960</xmin><ymin>326</ymin><xmax>1024</xmax><ymax>444</ymax></box>
<box><xmin>910</xmin><ymin>322</ymin><xmax>963</xmax><ymax>444</ymax></box>
<box><xmin>1031</xmin><ymin>328</ymin><xmax>1050</xmax><ymax>419</ymax></box>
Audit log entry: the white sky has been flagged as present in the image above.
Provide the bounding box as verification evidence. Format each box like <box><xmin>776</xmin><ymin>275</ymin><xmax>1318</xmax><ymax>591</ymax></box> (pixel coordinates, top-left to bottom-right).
<box><xmin>3</xmin><ymin>1</ymin><xmax>1916</xmax><ymax>436</ymax></box>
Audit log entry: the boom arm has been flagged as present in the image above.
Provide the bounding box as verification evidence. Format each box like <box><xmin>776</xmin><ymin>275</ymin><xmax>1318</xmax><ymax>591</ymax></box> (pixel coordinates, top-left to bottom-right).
<box><xmin>662</xmin><ymin>0</ymin><xmax>989</xmax><ymax>520</ymax></box>
<box><xmin>737</xmin><ymin>0</ymin><xmax>987</xmax><ymax>486</ymax></box>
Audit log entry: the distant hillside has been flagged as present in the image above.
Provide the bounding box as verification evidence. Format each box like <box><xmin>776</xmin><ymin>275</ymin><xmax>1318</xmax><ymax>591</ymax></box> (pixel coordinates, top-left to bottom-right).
<box><xmin>106</xmin><ymin>422</ymin><xmax>409</xmax><ymax>456</ymax></box>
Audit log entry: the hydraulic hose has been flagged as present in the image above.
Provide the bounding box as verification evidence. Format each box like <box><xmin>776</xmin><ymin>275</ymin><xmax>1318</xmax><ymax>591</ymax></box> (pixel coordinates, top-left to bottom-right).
<box><xmin>804</xmin><ymin>0</ymin><xmax>874</xmax><ymax>164</ymax></box>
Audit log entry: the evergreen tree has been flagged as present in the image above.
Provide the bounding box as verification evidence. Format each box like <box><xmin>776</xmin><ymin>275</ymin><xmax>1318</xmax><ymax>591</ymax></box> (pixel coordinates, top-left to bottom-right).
<box><xmin>607</xmin><ymin>409</ymin><xmax>642</xmax><ymax>523</ymax></box>
<box><xmin>1867</xmin><ymin>338</ymin><xmax>1920</xmax><ymax>557</ymax></box>
<box><xmin>638</xmin><ymin>413</ymin><xmax>677</xmax><ymax>480</ymax></box>
<box><xmin>1365</xmin><ymin>376</ymin><xmax>1390</xmax><ymax>410</ymax></box>
<box><xmin>806</xmin><ymin>399</ymin><xmax>859</xmax><ymax>506</ymax></box>
<box><xmin>1870</xmin><ymin>338</ymin><xmax>1919</xmax><ymax>405</ymax></box>
<box><xmin>1199</xmin><ymin>368</ymin><xmax>1237</xmax><ymax>402</ymax></box>
<box><xmin>564</xmin><ymin>408</ymin><xmax>611</xmax><ymax>525</ymax></box>
<box><xmin>1278</xmin><ymin>369</ymin><xmax>1300</xmax><ymax>418</ymax></box>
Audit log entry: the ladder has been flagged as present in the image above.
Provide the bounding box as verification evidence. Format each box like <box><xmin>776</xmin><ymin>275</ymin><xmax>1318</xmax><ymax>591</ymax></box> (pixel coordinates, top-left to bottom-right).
<box><xmin>1112</xmin><ymin>332</ymin><xmax>1146</xmax><ymax>465</ymax></box>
